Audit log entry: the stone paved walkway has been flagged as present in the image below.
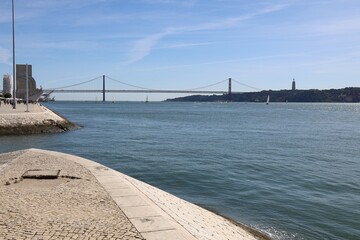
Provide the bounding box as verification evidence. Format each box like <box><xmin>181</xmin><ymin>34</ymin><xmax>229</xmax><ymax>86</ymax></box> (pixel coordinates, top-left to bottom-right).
<box><xmin>0</xmin><ymin>103</ymin><xmax>65</xmax><ymax>127</ymax></box>
<box><xmin>0</xmin><ymin>149</ymin><xmax>267</xmax><ymax>240</ymax></box>
<box><xmin>0</xmin><ymin>150</ymin><xmax>144</xmax><ymax>240</ymax></box>
<box><xmin>0</xmin><ymin>103</ymin><xmax>43</xmax><ymax>114</ymax></box>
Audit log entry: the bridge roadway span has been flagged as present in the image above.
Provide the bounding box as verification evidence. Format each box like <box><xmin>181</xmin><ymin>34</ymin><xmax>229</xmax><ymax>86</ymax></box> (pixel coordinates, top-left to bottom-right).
<box><xmin>44</xmin><ymin>89</ymin><xmax>241</xmax><ymax>94</ymax></box>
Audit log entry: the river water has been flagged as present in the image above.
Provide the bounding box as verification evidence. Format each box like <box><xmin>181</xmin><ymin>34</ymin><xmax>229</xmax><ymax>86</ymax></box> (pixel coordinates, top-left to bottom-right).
<box><xmin>0</xmin><ymin>102</ymin><xmax>359</xmax><ymax>239</ymax></box>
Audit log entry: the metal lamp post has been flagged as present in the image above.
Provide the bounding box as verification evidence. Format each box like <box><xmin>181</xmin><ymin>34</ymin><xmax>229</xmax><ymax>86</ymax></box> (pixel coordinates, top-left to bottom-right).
<box><xmin>26</xmin><ymin>64</ymin><xmax>29</xmax><ymax>112</ymax></box>
<box><xmin>12</xmin><ymin>0</ymin><xmax>16</xmax><ymax>109</ymax></box>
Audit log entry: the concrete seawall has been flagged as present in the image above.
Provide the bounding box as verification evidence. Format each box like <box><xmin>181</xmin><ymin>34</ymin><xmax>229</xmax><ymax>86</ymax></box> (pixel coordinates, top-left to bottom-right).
<box><xmin>0</xmin><ymin>149</ymin><xmax>270</xmax><ymax>240</ymax></box>
<box><xmin>0</xmin><ymin>103</ymin><xmax>79</xmax><ymax>135</ymax></box>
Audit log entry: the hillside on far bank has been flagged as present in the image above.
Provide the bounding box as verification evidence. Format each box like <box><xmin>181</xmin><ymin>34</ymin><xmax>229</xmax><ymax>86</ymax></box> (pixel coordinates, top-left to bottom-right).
<box><xmin>165</xmin><ymin>87</ymin><xmax>360</xmax><ymax>103</ymax></box>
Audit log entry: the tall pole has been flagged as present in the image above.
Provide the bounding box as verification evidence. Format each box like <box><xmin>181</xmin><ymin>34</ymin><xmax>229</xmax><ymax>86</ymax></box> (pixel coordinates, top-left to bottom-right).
<box><xmin>25</xmin><ymin>64</ymin><xmax>29</xmax><ymax>112</ymax></box>
<box><xmin>102</xmin><ymin>75</ymin><xmax>105</xmax><ymax>102</ymax></box>
<box><xmin>12</xmin><ymin>0</ymin><xmax>16</xmax><ymax>109</ymax></box>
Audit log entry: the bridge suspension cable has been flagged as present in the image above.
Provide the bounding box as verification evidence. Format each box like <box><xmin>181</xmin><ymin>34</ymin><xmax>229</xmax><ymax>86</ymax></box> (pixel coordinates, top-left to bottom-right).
<box><xmin>49</xmin><ymin>75</ymin><xmax>103</xmax><ymax>90</ymax></box>
<box><xmin>44</xmin><ymin>75</ymin><xmax>262</xmax><ymax>96</ymax></box>
<box><xmin>106</xmin><ymin>75</ymin><xmax>154</xmax><ymax>90</ymax></box>
<box><xmin>184</xmin><ymin>79</ymin><xmax>229</xmax><ymax>91</ymax></box>
<box><xmin>232</xmin><ymin>79</ymin><xmax>262</xmax><ymax>91</ymax></box>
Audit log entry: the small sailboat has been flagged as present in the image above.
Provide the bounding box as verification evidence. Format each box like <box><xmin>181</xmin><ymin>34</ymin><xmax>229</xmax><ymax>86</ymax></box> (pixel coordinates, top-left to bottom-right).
<box><xmin>145</xmin><ymin>95</ymin><xmax>149</xmax><ymax>103</ymax></box>
<box><xmin>112</xmin><ymin>96</ymin><xmax>115</xmax><ymax>103</ymax></box>
<box><xmin>266</xmin><ymin>95</ymin><xmax>270</xmax><ymax>105</ymax></box>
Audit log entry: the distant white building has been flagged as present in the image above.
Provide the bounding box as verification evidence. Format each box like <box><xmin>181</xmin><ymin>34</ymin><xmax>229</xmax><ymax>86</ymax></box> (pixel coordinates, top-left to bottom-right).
<box><xmin>3</xmin><ymin>74</ymin><xmax>13</xmax><ymax>96</ymax></box>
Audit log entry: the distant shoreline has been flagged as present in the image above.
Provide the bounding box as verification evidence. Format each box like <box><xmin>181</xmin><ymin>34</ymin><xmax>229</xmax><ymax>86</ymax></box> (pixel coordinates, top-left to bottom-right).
<box><xmin>166</xmin><ymin>87</ymin><xmax>360</xmax><ymax>103</ymax></box>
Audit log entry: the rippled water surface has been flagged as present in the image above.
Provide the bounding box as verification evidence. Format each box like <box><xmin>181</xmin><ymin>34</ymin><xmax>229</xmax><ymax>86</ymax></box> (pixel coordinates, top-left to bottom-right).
<box><xmin>1</xmin><ymin>102</ymin><xmax>359</xmax><ymax>239</ymax></box>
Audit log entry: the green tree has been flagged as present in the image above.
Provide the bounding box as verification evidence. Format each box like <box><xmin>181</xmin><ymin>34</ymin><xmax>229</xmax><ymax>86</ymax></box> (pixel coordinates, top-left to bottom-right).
<box><xmin>4</xmin><ymin>93</ymin><xmax>12</xmax><ymax>98</ymax></box>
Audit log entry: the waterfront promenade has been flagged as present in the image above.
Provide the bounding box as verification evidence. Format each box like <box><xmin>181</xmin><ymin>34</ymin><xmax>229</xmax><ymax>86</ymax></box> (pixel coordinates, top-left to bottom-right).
<box><xmin>0</xmin><ymin>103</ymin><xmax>77</xmax><ymax>134</ymax></box>
<box><xmin>0</xmin><ymin>149</ymin><xmax>265</xmax><ymax>240</ymax></box>
<box><xmin>0</xmin><ymin>102</ymin><xmax>44</xmax><ymax>113</ymax></box>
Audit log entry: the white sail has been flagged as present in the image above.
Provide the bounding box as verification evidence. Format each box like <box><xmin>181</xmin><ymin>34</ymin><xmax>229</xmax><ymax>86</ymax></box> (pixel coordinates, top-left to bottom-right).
<box><xmin>266</xmin><ymin>95</ymin><xmax>270</xmax><ymax>104</ymax></box>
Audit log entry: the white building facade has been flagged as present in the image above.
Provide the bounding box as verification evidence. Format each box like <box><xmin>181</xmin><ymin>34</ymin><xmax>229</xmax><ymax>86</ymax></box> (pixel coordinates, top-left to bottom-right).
<box><xmin>3</xmin><ymin>74</ymin><xmax>13</xmax><ymax>96</ymax></box>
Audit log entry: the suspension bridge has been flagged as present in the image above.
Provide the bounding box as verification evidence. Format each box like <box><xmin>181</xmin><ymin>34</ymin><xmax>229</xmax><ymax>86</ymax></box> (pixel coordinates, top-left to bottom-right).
<box><xmin>43</xmin><ymin>75</ymin><xmax>262</xmax><ymax>102</ymax></box>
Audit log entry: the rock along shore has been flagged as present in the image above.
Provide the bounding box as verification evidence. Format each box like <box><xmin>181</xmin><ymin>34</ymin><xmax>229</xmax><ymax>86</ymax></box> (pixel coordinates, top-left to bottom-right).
<box><xmin>0</xmin><ymin>149</ymin><xmax>270</xmax><ymax>240</ymax></box>
<box><xmin>0</xmin><ymin>103</ymin><xmax>79</xmax><ymax>135</ymax></box>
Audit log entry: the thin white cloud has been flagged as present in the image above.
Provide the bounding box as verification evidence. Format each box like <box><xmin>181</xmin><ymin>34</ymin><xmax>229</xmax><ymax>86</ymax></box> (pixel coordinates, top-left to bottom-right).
<box><xmin>22</xmin><ymin>0</ymin><xmax>109</xmax><ymax>9</ymax></box>
<box><xmin>74</xmin><ymin>13</ymin><xmax>134</xmax><ymax>26</ymax></box>
<box><xmin>310</xmin><ymin>17</ymin><xmax>360</xmax><ymax>35</ymax></box>
<box><xmin>125</xmin><ymin>30</ymin><xmax>174</xmax><ymax>64</ymax></box>
<box><xmin>0</xmin><ymin>0</ymin><xmax>111</xmax><ymax>23</ymax></box>
<box><xmin>125</xmin><ymin>4</ymin><xmax>288</xmax><ymax>64</ymax></box>
<box><xmin>160</xmin><ymin>42</ymin><xmax>215</xmax><ymax>49</ymax></box>
<box><xmin>140</xmin><ymin>0</ymin><xmax>197</xmax><ymax>6</ymax></box>
<box><xmin>28</xmin><ymin>41</ymin><xmax>99</xmax><ymax>51</ymax></box>
<box><xmin>0</xmin><ymin>46</ymin><xmax>11</xmax><ymax>66</ymax></box>
<box><xmin>136</xmin><ymin>53</ymin><xmax>305</xmax><ymax>72</ymax></box>
<box><xmin>72</xmin><ymin>12</ymin><xmax>177</xmax><ymax>27</ymax></box>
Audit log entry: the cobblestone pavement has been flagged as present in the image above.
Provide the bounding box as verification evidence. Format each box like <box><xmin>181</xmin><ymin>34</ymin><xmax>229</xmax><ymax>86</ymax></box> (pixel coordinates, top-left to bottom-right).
<box><xmin>0</xmin><ymin>104</ymin><xmax>65</xmax><ymax>127</ymax></box>
<box><xmin>0</xmin><ymin>103</ymin><xmax>43</xmax><ymax>114</ymax></box>
<box><xmin>0</xmin><ymin>150</ymin><xmax>144</xmax><ymax>240</ymax></box>
<box><xmin>123</xmin><ymin>174</ymin><xmax>263</xmax><ymax>240</ymax></box>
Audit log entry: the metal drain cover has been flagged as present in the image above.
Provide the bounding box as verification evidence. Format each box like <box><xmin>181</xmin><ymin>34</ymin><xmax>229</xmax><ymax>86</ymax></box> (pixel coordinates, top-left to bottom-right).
<box><xmin>22</xmin><ymin>170</ymin><xmax>60</xmax><ymax>179</ymax></box>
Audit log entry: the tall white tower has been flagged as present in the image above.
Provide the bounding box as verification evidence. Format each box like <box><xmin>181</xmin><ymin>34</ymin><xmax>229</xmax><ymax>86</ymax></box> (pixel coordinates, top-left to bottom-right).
<box><xmin>292</xmin><ymin>78</ymin><xmax>296</xmax><ymax>91</ymax></box>
<box><xmin>3</xmin><ymin>74</ymin><xmax>13</xmax><ymax>96</ymax></box>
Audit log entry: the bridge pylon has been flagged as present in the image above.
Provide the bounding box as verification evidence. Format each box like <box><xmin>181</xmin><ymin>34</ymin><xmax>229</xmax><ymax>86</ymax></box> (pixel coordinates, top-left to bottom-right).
<box><xmin>228</xmin><ymin>78</ymin><xmax>232</xmax><ymax>101</ymax></box>
<box><xmin>102</xmin><ymin>75</ymin><xmax>105</xmax><ymax>102</ymax></box>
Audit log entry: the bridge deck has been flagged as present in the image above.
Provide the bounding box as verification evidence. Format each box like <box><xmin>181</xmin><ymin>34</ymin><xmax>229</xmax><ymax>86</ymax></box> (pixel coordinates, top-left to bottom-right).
<box><xmin>43</xmin><ymin>89</ymin><xmax>240</xmax><ymax>94</ymax></box>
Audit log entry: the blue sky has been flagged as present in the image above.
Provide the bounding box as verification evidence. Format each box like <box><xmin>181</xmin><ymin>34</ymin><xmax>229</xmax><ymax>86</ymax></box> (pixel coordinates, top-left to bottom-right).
<box><xmin>1</xmin><ymin>0</ymin><xmax>360</xmax><ymax>101</ymax></box>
